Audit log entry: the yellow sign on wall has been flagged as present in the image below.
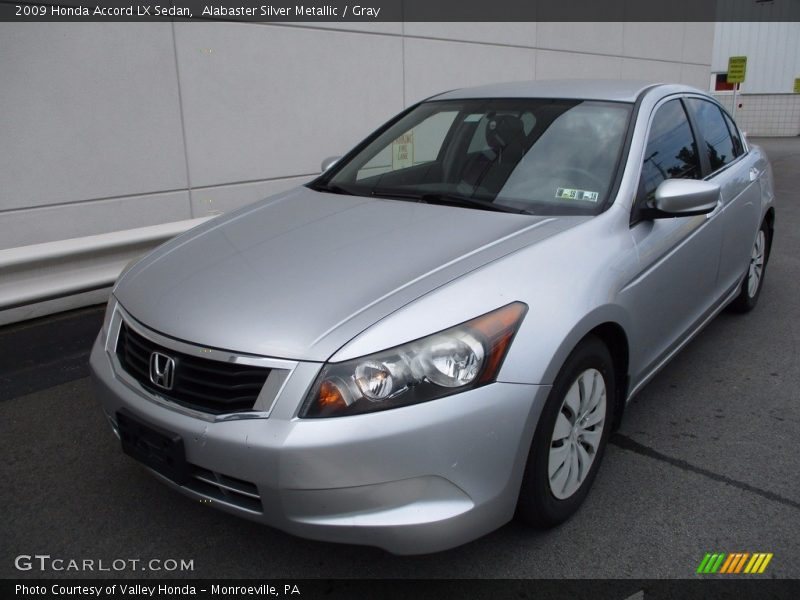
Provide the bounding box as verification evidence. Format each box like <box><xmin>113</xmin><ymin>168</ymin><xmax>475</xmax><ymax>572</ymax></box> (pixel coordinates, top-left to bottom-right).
<box><xmin>794</xmin><ymin>78</ymin><xmax>800</xmax><ymax>94</ymax></box>
<box><xmin>727</xmin><ymin>56</ymin><xmax>747</xmax><ymax>84</ymax></box>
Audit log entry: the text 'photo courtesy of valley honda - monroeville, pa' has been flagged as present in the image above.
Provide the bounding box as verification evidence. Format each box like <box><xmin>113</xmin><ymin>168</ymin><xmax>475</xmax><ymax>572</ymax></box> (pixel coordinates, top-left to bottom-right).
<box><xmin>91</xmin><ymin>80</ymin><xmax>775</xmax><ymax>554</ymax></box>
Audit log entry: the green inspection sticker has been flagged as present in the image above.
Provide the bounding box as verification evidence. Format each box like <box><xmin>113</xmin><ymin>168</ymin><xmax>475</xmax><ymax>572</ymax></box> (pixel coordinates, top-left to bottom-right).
<box><xmin>556</xmin><ymin>187</ymin><xmax>599</xmax><ymax>202</ymax></box>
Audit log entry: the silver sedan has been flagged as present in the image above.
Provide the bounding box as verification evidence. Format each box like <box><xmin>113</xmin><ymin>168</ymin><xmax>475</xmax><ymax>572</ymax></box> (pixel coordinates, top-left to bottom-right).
<box><xmin>90</xmin><ymin>80</ymin><xmax>775</xmax><ymax>554</ymax></box>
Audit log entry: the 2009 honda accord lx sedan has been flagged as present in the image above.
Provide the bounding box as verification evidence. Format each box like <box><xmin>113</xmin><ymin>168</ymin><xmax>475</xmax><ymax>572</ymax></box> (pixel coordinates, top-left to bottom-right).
<box><xmin>91</xmin><ymin>80</ymin><xmax>775</xmax><ymax>554</ymax></box>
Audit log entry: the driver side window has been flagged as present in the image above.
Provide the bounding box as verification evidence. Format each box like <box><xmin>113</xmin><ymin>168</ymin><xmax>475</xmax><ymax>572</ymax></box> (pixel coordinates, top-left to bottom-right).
<box><xmin>637</xmin><ymin>99</ymin><xmax>701</xmax><ymax>210</ymax></box>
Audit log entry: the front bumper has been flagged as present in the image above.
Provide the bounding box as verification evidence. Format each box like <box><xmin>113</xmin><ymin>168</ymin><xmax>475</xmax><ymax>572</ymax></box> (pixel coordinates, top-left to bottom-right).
<box><xmin>90</xmin><ymin>328</ymin><xmax>549</xmax><ymax>554</ymax></box>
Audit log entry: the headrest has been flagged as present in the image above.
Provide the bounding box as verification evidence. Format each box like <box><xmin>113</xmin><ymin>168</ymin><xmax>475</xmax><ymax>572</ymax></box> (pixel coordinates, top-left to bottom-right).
<box><xmin>485</xmin><ymin>114</ymin><xmax>526</xmax><ymax>152</ymax></box>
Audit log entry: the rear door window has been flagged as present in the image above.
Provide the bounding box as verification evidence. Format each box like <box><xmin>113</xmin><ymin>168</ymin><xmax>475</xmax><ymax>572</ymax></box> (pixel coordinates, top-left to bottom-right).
<box><xmin>687</xmin><ymin>98</ymin><xmax>738</xmax><ymax>173</ymax></box>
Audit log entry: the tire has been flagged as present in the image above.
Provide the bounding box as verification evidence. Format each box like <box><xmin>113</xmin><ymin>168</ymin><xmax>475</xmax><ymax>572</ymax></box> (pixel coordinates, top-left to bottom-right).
<box><xmin>728</xmin><ymin>219</ymin><xmax>771</xmax><ymax>313</ymax></box>
<box><xmin>517</xmin><ymin>335</ymin><xmax>615</xmax><ymax>528</ymax></box>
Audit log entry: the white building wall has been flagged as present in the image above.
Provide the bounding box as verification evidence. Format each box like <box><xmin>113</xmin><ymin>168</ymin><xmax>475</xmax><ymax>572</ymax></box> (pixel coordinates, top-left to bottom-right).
<box><xmin>712</xmin><ymin>20</ymin><xmax>800</xmax><ymax>136</ymax></box>
<box><xmin>0</xmin><ymin>21</ymin><xmax>713</xmax><ymax>256</ymax></box>
<box><xmin>712</xmin><ymin>21</ymin><xmax>800</xmax><ymax>93</ymax></box>
<box><xmin>716</xmin><ymin>93</ymin><xmax>800</xmax><ymax>137</ymax></box>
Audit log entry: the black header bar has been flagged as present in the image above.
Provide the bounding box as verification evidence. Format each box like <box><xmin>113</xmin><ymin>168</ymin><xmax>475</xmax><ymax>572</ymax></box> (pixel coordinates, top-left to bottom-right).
<box><xmin>2</xmin><ymin>0</ymin><xmax>799</xmax><ymax>22</ymax></box>
<box><xmin>4</xmin><ymin>579</ymin><xmax>800</xmax><ymax>600</ymax></box>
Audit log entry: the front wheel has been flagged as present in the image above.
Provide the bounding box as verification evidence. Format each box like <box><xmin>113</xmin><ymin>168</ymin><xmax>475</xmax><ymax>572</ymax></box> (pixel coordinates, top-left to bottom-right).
<box><xmin>729</xmin><ymin>220</ymin><xmax>770</xmax><ymax>313</ymax></box>
<box><xmin>517</xmin><ymin>335</ymin><xmax>614</xmax><ymax>528</ymax></box>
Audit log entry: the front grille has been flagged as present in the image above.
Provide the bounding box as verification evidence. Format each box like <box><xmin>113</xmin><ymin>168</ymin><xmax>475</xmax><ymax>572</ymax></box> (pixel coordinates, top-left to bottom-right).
<box><xmin>185</xmin><ymin>464</ymin><xmax>263</xmax><ymax>513</ymax></box>
<box><xmin>116</xmin><ymin>321</ymin><xmax>271</xmax><ymax>415</ymax></box>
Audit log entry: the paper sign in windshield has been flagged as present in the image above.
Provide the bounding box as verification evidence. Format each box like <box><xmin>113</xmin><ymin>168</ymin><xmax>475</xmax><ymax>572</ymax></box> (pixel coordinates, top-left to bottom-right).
<box><xmin>556</xmin><ymin>188</ymin><xmax>599</xmax><ymax>202</ymax></box>
<box><xmin>392</xmin><ymin>132</ymin><xmax>414</xmax><ymax>170</ymax></box>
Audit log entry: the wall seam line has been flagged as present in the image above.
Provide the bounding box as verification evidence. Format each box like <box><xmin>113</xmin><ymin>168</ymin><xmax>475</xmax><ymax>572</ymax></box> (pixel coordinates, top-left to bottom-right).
<box><xmin>238</xmin><ymin>21</ymin><xmax>712</xmax><ymax>67</ymax></box>
<box><xmin>171</xmin><ymin>20</ymin><xmax>194</xmax><ymax>219</ymax></box>
<box><xmin>0</xmin><ymin>174</ymin><xmax>319</xmax><ymax>216</ymax></box>
<box><xmin>401</xmin><ymin>6</ymin><xmax>406</xmax><ymax>106</ymax></box>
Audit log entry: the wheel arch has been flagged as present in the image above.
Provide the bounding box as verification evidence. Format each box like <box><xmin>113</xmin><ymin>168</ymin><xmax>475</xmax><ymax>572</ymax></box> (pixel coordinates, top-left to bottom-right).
<box><xmin>539</xmin><ymin>311</ymin><xmax>631</xmax><ymax>432</ymax></box>
<box><xmin>764</xmin><ymin>206</ymin><xmax>775</xmax><ymax>259</ymax></box>
<box><xmin>588</xmin><ymin>322</ymin><xmax>630</xmax><ymax>431</ymax></box>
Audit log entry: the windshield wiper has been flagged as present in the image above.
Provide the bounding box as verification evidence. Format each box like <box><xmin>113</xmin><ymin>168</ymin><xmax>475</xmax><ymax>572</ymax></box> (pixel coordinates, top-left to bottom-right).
<box><xmin>308</xmin><ymin>182</ymin><xmax>359</xmax><ymax>196</ymax></box>
<box><xmin>371</xmin><ymin>188</ymin><xmax>530</xmax><ymax>215</ymax></box>
<box><xmin>422</xmin><ymin>193</ymin><xmax>531</xmax><ymax>214</ymax></box>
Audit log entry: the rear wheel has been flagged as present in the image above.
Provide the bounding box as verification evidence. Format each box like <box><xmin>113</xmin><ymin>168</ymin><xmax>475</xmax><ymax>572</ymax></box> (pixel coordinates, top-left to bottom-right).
<box><xmin>517</xmin><ymin>336</ymin><xmax>614</xmax><ymax>528</ymax></box>
<box><xmin>729</xmin><ymin>220</ymin><xmax>770</xmax><ymax>313</ymax></box>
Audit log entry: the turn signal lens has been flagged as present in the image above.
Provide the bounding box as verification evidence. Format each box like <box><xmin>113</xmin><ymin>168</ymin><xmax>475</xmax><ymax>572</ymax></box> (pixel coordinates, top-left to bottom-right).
<box><xmin>471</xmin><ymin>302</ymin><xmax>527</xmax><ymax>385</ymax></box>
<box><xmin>300</xmin><ymin>302</ymin><xmax>527</xmax><ymax>418</ymax></box>
<box><xmin>318</xmin><ymin>379</ymin><xmax>348</xmax><ymax>409</ymax></box>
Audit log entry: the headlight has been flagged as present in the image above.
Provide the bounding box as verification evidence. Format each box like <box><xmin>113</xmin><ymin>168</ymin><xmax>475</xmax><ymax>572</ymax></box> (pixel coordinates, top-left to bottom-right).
<box><xmin>300</xmin><ymin>302</ymin><xmax>527</xmax><ymax>418</ymax></box>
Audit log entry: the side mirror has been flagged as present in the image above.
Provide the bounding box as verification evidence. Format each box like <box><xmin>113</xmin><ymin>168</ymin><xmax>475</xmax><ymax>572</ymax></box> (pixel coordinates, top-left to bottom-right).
<box><xmin>643</xmin><ymin>179</ymin><xmax>720</xmax><ymax>219</ymax></box>
<box><xmin>320</xmin><ymin>156</ymin><xmax>341</xmax><ymax>172</ymax></box>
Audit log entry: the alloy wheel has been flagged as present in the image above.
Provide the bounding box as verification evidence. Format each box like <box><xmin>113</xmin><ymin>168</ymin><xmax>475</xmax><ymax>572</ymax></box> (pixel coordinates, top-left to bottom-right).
<box><xmin>548</xmin><ymin>368</ymin><xmax>607</xmax><ymax>500</ymax></box>
<box><xmin>747</xmin><ymin>230</ymin><xmax>766</xmax><ymax>298</ymax></box>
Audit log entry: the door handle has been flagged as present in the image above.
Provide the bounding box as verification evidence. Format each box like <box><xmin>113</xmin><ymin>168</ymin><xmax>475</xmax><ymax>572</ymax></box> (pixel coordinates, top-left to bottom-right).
<box><xmin>749</xmin><ymin>167</ymin><xmax>759</xmax><ymax>182</ymax></box>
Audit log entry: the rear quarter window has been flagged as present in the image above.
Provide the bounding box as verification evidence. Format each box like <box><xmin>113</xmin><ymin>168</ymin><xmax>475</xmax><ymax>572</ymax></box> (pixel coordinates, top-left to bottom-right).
<box><xmin>722</xmin><ymin>111</ymin><xmax>745</xmax><ymax>158</ymax></box>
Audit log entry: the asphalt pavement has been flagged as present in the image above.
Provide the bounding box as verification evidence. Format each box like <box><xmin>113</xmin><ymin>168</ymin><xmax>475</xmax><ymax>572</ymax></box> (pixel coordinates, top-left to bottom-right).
<box><xmin>1</xmin><ymin>138</ymin><xmax>798</xmax><ymax>580</ymax></box>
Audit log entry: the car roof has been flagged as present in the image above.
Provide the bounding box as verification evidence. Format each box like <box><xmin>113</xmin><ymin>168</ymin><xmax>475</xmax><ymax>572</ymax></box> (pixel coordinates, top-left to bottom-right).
<box><xmin>430</xmin><ymin>80</ymin><xmax>702</xmax><ymax>103</ymax></box>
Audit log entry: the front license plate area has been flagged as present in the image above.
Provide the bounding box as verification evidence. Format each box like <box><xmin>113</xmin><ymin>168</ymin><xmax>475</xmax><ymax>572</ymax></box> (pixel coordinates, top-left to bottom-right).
<box><xmin>116</xmin><ymin>408</ymin><xmax>188</xmax><ymax>485</ymax></box>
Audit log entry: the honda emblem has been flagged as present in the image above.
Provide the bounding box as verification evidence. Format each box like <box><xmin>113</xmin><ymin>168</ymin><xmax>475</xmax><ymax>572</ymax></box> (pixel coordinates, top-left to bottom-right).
<box><xmin>149</xmin><ymin>352</ymin><xmax>175</xmax><ymax>390</ymax></box>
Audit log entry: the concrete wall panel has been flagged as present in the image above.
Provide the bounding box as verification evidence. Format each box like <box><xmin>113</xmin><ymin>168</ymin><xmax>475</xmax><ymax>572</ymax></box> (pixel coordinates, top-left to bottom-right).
<box><xmin>404</xmin><ymin>38</ymin><xmax>536</xmax><ymax>105</ymax></box>
<box><xmin>621</xmin><ymin>57</ymin><xmax>683</xmax><ymax>83</ymax></box>
<box><xmin>536</xmin><ymin>50</ymin><xmax>622</xmax><ymax>80</ymax></box>
<box><xmin>623</xmin><ymin>22</ymin><xmax>686</xmax><ymax>63</ymax></box>
<box><xmin>174</xmin><ymin>22</ymin><xmax>404</xmax><ymax>188</ymax></box>
<box><xmin>536</xmin><ymin>22</ymin><xmax>624</xmax><ymax>57</ymax></box>
<box><xmin>0</xmin><ymin>191</ymin><xmax>191</xmax><ymax>251</ymax></box>
<box><xmin>680</xmin><ymin>63</ymin><xmax>712</xmax><ymax>90</ymax></box>
<box><xmin>285</xmin><ymin>21</ymin><xmax>403</xmax><ymax>35</ymax></box>
<box><xmin>190</xmin><ymin>176</ymin><xmax>314</xmax><ymax>217</ymax></box>
<box><xmin>682</xmin><ymin>22</ymin><xmax>715</xmax><ymax>65</ymax></box>
<box><xmin>0</xmin><ymin>23</ymin><xmax>188</xmax><ymax>211</ymax></box>
<box><xmin>404</xmin><ymin>22</ymin><xmax>537</xmax><ymax>48</ymax></box>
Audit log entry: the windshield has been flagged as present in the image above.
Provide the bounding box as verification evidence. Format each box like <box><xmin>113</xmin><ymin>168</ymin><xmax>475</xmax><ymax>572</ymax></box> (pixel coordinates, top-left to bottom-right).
<box><xmin>315</xmin><ymin>98</ymin><xmax>632</xmax><ymax>216</ymax></box>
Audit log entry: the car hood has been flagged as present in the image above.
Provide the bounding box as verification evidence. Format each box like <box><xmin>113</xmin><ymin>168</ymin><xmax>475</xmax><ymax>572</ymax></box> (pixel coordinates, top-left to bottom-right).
<box><xmin>115</xmin><ymin>187</ymin><xmax>586</xmax><ymax>361</ymax></box>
